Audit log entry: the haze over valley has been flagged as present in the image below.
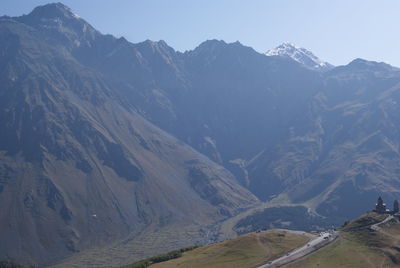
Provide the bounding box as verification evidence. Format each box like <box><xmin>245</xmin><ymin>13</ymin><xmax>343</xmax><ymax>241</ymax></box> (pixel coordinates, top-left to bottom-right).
<box><xmin>1</xmin><ymin>2</ymin><xmax>400</xmax><ymax>267</ymax></box>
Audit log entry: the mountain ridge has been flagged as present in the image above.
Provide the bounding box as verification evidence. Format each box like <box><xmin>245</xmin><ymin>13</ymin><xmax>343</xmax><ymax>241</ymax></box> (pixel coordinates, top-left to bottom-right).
<box><xmin>0</xmin><ymin>5</ymin><xmax>259</xmax><ymax>267</ymax></box>
<box><xmin>2</xmin><ymin>3</ymin><xmax>400</xmax><ymax>267</ymax></box>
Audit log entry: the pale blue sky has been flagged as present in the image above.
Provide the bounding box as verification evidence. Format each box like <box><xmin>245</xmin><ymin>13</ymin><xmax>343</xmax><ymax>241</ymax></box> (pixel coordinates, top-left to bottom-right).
<box><xmin>2</xmin><ymin>0</ymin><xmax>400</xmax><ymax>67</ymax></box>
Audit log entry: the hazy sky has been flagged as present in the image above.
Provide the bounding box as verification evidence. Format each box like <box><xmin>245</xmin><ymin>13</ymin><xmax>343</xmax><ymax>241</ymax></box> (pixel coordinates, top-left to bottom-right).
<box><xmin>2</xmin><ymin>0</ymin><xmax>400</xmax><ymax>67</ymax></box>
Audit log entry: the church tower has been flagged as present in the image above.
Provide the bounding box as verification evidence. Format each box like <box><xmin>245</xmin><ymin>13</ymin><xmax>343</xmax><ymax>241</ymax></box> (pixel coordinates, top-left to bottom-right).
<box><xmin>375</xmin><ymin>196</ymin><xmax>387</xmax><ymax>214</ymax></box>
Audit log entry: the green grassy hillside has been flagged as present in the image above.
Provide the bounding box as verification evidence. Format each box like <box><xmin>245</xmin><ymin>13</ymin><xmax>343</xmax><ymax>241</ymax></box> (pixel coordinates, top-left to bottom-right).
<box><xmin>285</xmin><ymin>212</ymin><xmax>400</xmax><ymax>268</ymax></box>
<box><xmin>123</xmin><ymin>229</ymin><xmax>310</xmax><ymax>268</ymax></box>
<box><xmin>123</xmin><ymin>212</ymin><xmax>400</xmax><ymax>268</ymax></box>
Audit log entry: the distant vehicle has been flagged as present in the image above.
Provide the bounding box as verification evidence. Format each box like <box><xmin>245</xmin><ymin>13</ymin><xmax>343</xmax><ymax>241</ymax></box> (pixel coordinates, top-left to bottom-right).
<box><xmin>324</xmin><ymin>236</ymin><xmax>329</xmax><ymax>240</ymax></box>
<box><xmin>267</xmin><ymin>261</ymin><xmax>272</xmax><ymax>264</ymax></box>
<box><xmin>307</xmin><ymin>243</ymin><xmax>310</xmax><ymax>247</ymax></box>
<box><xmin>286</xmin><ymin>253</ymin><xmax>290</xmax><ymax>256</ymax></box>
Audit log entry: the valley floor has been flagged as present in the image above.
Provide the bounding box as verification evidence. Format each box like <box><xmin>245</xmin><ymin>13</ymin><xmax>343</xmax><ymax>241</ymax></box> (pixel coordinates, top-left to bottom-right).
<box><xmin>51</xmin><ymin>222</ymin><xmax>207</xmax><ymax>268</ymax></box>
<box><xmin>124</xmin><ymin>212</ymin><xmax>400</xmax><ymax>268</ymax></box>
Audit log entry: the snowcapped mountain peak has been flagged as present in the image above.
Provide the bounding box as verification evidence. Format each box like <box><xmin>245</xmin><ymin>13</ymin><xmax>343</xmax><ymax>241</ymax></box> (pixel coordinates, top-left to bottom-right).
<box><xmin>266</xmin><ymin>42</ymin><xmax>333</xmax><ymax>71</ymax></box>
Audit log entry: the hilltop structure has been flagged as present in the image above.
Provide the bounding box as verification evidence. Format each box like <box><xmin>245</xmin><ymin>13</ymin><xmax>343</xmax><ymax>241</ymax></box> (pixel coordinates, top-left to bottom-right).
<box><xmin>374</xmin><ymin>197</ymin><xmax>400</xmax><ymax>214</ymax></box>
<box><xmin>375</xmin><ymin>197</ymin><xmax>387</xmax><ymax>214</ymax></box>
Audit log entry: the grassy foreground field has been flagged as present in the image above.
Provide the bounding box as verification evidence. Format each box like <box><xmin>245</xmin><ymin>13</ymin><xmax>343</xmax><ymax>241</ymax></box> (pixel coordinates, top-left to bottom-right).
<box><xmin>285</xmin><ymin>212</ymin><xmax>400</xmax><ymax>268</ymax></box>
<box><xmin>124</xmin><ymin>212</ymin><xmax>400</xmax><ymax>268</ymax></box>
<box><xmin>148</xmin><ymin>229</ymin><xmax>309</xmax><ymax>268</ymax></box>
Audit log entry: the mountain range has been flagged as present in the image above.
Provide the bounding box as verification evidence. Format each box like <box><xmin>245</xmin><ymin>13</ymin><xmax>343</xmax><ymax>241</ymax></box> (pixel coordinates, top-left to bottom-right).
<box><xmin>1</xmin><ymin>3</ymin><xmax>400</xmax><ymax>267</ymax></box>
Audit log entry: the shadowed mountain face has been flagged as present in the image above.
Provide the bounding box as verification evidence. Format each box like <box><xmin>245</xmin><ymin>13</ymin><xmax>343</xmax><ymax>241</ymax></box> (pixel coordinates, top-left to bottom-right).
<box><xmin>0</xmin><ymin>4</ymin><xmax>258</xmax><ymax>266</ymax></box>
<box><xmin>2</xmin><ymin>2</ymin><xmax>400</xmax><ymax>267</ymax></box>
<box><xmin>247</xmin><ymin>60</ymin><xmax>400</xmax><ymax>222</ymax></box>
<box><xmin>113</xmin><ymin>38</ymin><xmax>400</xmax><ymax>225</ymax></box>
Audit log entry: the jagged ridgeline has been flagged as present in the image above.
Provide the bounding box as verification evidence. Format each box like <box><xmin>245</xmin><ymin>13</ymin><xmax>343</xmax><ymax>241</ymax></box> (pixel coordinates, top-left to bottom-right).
<box><xmin>1</xmin><ymin>2</ymin><xmax>400</xmax><ymax>268</ymax></box>
<box><xmin>0</xmin><ymin>3</ymin><xmax>258</xmax><ymax>267</ymax></box>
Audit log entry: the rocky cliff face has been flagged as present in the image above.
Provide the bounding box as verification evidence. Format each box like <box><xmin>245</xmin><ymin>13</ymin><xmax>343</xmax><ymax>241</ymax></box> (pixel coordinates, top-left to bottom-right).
<box><xmin>247</xmin><ymin>59</ymin><xmax>400</xmax><ymax>221</ymax></box>
<box><xmin>0</xmin><ymin>4</ymin><xmax>258</xmax><ymax>266</ymax></box>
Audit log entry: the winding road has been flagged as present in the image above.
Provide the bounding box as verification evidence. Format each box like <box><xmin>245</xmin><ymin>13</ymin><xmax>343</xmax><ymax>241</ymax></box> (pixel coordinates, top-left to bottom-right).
<box><xmin>257</xmin><ymin>230</ymin><xmax>338</xmax><ymax>268</ymax></box>
<box><xmin>370</xmin><ymin>215</ymin><xmax>394</xmax><ymax>231</ymax></box>
<box><xmin>258</xmin><ymin>214</ymin><xmax>396</xmax><ymax>268</ymax></box>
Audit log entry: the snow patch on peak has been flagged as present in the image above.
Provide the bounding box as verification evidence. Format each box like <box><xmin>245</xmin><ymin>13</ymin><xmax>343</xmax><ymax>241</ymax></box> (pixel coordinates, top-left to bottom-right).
<box><xmin>72</xmin><ymin>12</ymin><xmax>81</xmax><ymax>19</ymax></box>
<box><xmin>266</xmin><ymin>42</ymin><xmax>333</xmax><ymax>71</ymax></box>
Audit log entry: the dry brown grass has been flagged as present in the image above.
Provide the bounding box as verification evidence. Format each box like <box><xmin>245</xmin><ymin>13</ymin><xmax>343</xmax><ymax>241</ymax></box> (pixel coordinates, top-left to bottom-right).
<box><xmin>285</xmin><ymin>214</ymin><xmax>400</xmax><ymax>268</ymax></box>
<box><xmin>150</xmin><ymin>229</ymin><xmax>309</xmax><ymax>268</ymax></box>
